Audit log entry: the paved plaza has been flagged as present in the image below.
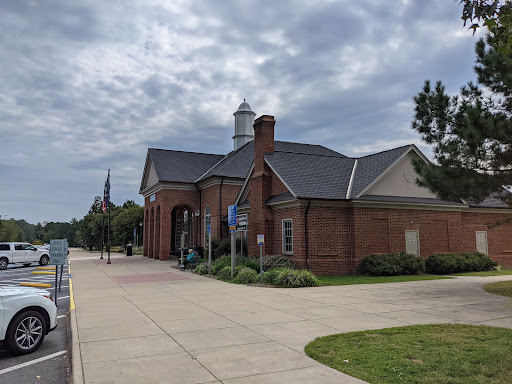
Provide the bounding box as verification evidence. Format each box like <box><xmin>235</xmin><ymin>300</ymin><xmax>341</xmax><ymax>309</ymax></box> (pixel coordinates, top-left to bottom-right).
<box><xmin>69</xmin><ymin>249</ymin><xmax>512</xmax><ymax>384</ymax></box>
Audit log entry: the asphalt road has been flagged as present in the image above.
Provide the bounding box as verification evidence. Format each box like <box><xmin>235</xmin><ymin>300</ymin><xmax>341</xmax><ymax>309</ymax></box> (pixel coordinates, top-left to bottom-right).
<box><xmin>0</xmin><ymin>262</ymin><xmax>70</xmax><ymax>384</ymax></box>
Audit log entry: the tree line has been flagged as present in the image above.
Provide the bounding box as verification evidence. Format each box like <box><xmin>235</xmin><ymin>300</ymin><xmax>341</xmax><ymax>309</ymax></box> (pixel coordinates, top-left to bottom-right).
<box><xmin>0</xmin><ymin>198</ymin><xmax>143</xmax><ymax>249</ymax></box>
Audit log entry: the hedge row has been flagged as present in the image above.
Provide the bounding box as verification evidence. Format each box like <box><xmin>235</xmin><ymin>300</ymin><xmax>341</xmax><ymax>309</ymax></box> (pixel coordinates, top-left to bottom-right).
<box><xmin>426</xmin><ymin>252</ymin><xmax>497</xmax><ymax>274</ymax></box>
<box><xmin>356</xmin><ymin>253</ymin><xmax>425</xmax><ymax>276</ymax></box>
<box><xmin>357</xmin><ymin>252</ymin><xmax>497</xmax><ymax>276</ymax></box>
<box><xmin>194</xmin><ymin>254</ymin><xmax>318</xmax><ymax>287</ymax></box>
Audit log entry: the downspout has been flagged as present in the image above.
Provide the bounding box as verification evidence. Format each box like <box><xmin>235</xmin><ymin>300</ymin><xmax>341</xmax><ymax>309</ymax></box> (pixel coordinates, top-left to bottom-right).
<box><xmin>196</xmin><ymin>184</ymin><xmax>201</xmax><ymax>249</ymax></box>
<box><xmin>304</xmin><ymin>200</ymin><xmax>311</xmax><ymax>271</ymax></box>
<box><xmin>219</xmin><ymin>178</ymin><xmax>224</xmax><ymax>239</ymax></box>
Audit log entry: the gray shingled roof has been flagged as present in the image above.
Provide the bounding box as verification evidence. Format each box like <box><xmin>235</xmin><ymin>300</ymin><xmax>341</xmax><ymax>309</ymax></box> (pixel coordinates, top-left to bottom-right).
<box><xmin>148</xmin><ymin>148</ymin><xmax>224</xmax><ymax>183</ymax></box>
<box><xmin>196</xmin><ymin>141</ymin><xmax>344</xmax><ymax>183</ymax></box>
<box><xmin>349</xmin><ymin>145</ymin><xmax>411</xmax><ymax>198</ymax></box>
<box><xmin>357</xmin><ymin>195</ymin><xmax>466</xmax><ymax>206</ymax></box>
<box><xmin>265</xmin><ymin>152</ymin><xmax>356</xmax><ymax>199</ymax></box>
<box><xmin>470</xmin><ymin>190</ymin><xmax>511</xmax><ymax>209</ymax></box>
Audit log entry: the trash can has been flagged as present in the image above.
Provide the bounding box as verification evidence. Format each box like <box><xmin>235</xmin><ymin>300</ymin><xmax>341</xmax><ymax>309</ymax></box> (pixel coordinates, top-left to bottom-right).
<box><xmin>126</xmin><ymin>243</ymin><xmax>133</xmax><ymax>256</ymax></box>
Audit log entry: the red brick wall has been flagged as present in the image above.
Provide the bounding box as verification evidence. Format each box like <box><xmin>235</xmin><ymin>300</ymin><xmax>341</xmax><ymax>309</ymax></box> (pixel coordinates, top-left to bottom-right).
<box><xmin>143</xmin><ymin>188</ymin><xmax>199</xmax><ymax>261</ymax></box>
<box><xmin>271</xmin><ymin>174</ymin><xmax>289</xmax><ymax>196</ymax></box>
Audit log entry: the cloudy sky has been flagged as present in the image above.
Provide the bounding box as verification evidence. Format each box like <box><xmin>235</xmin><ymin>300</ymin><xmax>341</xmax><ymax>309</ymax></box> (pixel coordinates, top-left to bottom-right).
<box><xmin>0</xmin><ymin>0</ymin><xmax>484</xmax><ymax>224</ymax></box>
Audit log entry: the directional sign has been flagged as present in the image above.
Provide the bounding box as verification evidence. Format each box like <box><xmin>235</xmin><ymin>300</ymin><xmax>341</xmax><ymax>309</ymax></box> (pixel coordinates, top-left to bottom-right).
<box><xmin>50</xmin><ymin>239</ymin><xmax>67</xmax><ymax>265</ymax></box>
<box><xmin>257</xmin><ymin>234</ymin><xmax>265</xmax><ymax>246</ymax></box>
<box><xmin>236</xmin><ymin>214</ymin><xmax>248</xmax><ymax>231</ymax></box>
<box><xmin>228</xmin><ymin>205</ymin><xmax>237</xmax><ymax>226</ymax></box>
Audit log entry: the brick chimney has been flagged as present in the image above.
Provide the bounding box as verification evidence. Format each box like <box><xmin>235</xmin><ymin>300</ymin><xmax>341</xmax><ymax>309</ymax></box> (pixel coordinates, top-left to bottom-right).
<box><xmin>249</xmin><ymin>115</ymin><xmax>275</xmax><ymax>256</ymax></box>
<box><xmin>253</xmin><ymin>115</ymin><xmax>275</xmax><ymax>174</ymax></box>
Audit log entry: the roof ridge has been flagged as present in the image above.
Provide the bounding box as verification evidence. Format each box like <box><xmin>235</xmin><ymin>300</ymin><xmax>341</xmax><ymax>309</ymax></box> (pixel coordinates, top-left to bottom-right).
<box><xmin>357</xmin><ymin>144</ymin><xmax>412</xmax><ymax>159</ymax></box>
<box><xmin>149</xmin><ymin>148</ymin><xmax>224</xmax><ymax>157</ymax></box>
<box><xmin>271</xmin><ymin>150</ymin><xmax>349</xmax><ymax>159</ymax></box>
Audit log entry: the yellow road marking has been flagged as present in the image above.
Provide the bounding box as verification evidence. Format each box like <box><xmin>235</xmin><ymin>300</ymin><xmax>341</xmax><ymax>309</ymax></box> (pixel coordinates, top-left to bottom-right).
<box><xmin>69</xmin><ymin>278</ymin><xmax>75</xmax><ymax>310</ymax></box>
<box><xmin>32</xmin><ymin>271</ymin><xmax>55</xmax><ymax>275</ymax></box>
<box><xmin>20</xmin><ymin>282</ymin><xmax>52</xmax><ymax>288</ymax></box>
<box><xmin>36</xmin><ymin>267</ymin><xmax>56</xmax><ymax>270</ymax></box>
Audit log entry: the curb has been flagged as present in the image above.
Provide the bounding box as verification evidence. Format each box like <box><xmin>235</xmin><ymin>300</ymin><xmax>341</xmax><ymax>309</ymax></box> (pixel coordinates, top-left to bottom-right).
<box><xmin>69</xmin><ymin>262</ymin><xmax>84</xmax><ymax>384</ymax></box>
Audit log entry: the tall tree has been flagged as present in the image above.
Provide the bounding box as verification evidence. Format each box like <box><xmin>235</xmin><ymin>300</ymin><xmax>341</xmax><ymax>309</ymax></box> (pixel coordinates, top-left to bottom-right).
<box><xmin>412</xmin><ymin>1</ymin><xmax>511</xmax><ymax>205</ymax></box>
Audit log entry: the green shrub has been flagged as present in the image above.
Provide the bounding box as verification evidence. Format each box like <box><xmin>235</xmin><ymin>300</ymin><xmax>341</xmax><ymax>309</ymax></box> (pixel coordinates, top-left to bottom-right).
<box><xmin>233</xmin><ymin>267</ymin><xmax>259</xmax><ymax>284</ymax></box>
<box><xmin>193</xmin><ymin>263</ymin><xmax>209</xmax><ymax>275</ymax></box>
<box><xmin>213</xmin><ymin>238</ymin><xmax>248</xmax><ymax>260</ymax></box>
<box><xmin>262</xmin><ymin>255</ymin><xmax>295</xmax><ymax>271</ymax></box>
<box><xmin>356</xmin><ymin>253</ymin><xmax>424</xmax><ymax>276</ymax></box>
<box><xmin>263</xmin><ymin>268</ymin><xmax>285</xmax><ymax>285</ymax></box>
<box><xmin>398</xmin><ymin>253</ymin><xmax>426</xmax><ymax>275</ymax></box>
<box><xmin>211</xmin><ymin>255</ymin><xmax>231</xmax><ymax>275</ymax></box>
<box><xmin>426</xmin><ymin>252</ymin><xmax>497</xmax><ymax>274</ymax></box>
<box><xmin>274</xmin><ymin>268</ymin><xmax>319</xmax><ymax>288</ymax></box>
<box><xmin>237</xmin><ymin>256</ymin><xmax>260</xmax><ymax>273</ymax></box>
<box><xmin>217</xmin><ymin>266</ymin><xmax>233</xmax><ymax>281</ymax></box>
<box><xmin>356</xmin><ymin>254</ymin><xmax>402</xmax><ymax>276</ymax></box>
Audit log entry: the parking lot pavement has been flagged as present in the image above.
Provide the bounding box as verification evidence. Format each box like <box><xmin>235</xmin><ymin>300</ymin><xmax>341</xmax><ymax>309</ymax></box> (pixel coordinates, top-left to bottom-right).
<box><xmin>0</xmin><ymin>263</ymin><xmax>71</xmax><ymax>384</ymax></box>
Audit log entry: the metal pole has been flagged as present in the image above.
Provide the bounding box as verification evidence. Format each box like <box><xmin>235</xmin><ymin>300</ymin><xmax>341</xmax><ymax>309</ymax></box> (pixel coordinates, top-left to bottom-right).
<box><xmin>101</xmin><ymin>213</ymin><xmax>104</xmax><ymax>259</ymax></box>
<box><xmin>231</xmin><ymin>232</ymin><xmax>235</xmax><ymax>279</ymax></box>
<box><xmin>59</xmin><ymin>264</ymin><xmax>63</xmax><ymax>292</ymax></box>
<box><xmin>107</xmin><ymin>199</ymin><xmax>111</xmax><ymax>264</ymax></box>
<box><xmin>260</xmin><ymin>246</ymin><xmax>263</xmax><ymax>284</ymax></box>
<box><xmin>181</xmin><ymin>248</ymin><xmax>184</xmax><ymax>266</ymax></box>
<box><xmin>208</xmin><ymin>231</ymin><xmax>211</xmax><ymax>275</ymax></box>
<box><xmin>54</xmin><ymin>266</ymin><xmax>58</xmax><ymax>307</ymax></box>
<box><xmin>240</xmin><ymin>231</ymin><xmax>243</xmax><ymax>258</ymax></box>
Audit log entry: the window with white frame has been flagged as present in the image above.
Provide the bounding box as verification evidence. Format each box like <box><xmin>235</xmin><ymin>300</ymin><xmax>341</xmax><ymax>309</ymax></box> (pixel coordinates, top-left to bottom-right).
<box><xmin>204</xmin><ymin>205</ymin><xmax>211</xmax><ymax>246</ymax></box>
<box><xmin>282</xmin><ymin>219</ymin><xmax>293</xmax><ymax>254</ymax></box>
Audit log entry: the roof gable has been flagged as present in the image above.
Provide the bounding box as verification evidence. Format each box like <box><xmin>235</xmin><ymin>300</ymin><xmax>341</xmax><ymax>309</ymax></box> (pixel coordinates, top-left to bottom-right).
<box><xmin>140</xmin><ymin>148</ymin><xmax>223</xmax><ymax>192</ymax></box>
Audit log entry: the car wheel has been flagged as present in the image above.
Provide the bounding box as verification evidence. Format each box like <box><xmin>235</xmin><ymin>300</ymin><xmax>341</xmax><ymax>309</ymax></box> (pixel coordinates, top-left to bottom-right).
<box><xmin>39</xmin><ymin>255</ymin><xmax>49</xmax><ymax>266</ymax></box>
<box><xmin>6</xmin><ymin>310</ymin><xmax>47</xmax><ymax>355</ymax></box>
<box><xmin>0</xmin><ymin>257</ymin><xmax>8</xmax><ymax>270</ymax></box>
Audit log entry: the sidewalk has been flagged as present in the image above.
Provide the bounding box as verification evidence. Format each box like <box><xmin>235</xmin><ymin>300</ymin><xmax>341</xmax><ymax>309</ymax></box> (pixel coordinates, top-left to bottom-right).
<box><xmin>69</xmin><ymin>249</ymin><xmax>512</xmax><ymax>384</ymax></box>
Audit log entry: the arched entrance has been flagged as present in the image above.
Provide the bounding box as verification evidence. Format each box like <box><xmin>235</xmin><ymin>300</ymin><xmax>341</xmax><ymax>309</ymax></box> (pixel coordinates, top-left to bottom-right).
<box><xmin>155</xmin><ymin>205</ymin><xmax>161</xmax><ymax>259</ymax></box>
<box><xmin>171</xmin><ymin>205</ymin><xmax>194</xmax><ymax>253</ymax></box>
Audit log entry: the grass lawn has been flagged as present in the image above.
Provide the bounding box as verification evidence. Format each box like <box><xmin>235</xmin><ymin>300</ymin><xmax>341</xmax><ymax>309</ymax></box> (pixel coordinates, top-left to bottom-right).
<box><xmin>317</xmin><ymin>274</ymin><xmax>452</xmax><ymax>286</ymax></box>
<box><xmin>305</xmin><ymin>324</ymin><xmax>512</xmax><ymax>384</ymax></box>
<box><xmin>484</xmin><ymin>280</ymin><xmax>512</xmax><ymax>298</ymax></box>
<box><xmin>454</xmin><ymin>270</ymin><xmax>512</xmax><ymax>277</ymax></box>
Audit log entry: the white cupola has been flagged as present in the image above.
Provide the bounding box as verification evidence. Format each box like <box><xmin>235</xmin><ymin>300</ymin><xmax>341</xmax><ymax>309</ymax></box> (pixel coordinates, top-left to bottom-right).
<box><xmin>233</xmin><ymin>99</ymin><xmax>256</xmax><ymax>150</ymax></box>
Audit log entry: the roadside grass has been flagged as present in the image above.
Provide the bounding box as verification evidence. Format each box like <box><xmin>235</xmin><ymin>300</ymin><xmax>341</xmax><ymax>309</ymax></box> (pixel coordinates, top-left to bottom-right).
<box><xmin>317</xmin><ymin>274</ymin><xmax>452</xmax><ymax>286</ymax></box>
<box><xmin>484</xmin><ymin>280</ymin><xmax>512</xmax><ymax>298</ymax></box>
<box><xmin>305</xmin><ymin>324</ymin><xmax>512</xmax><ymax>384</ymax></box>
<box><xmin>454</xmin><ymin>269</ymin><xmax>512</xmax><ymax>277</ymax></box>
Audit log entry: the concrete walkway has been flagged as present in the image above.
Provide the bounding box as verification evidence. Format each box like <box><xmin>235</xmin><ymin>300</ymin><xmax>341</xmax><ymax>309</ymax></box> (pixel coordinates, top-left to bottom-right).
<box><xmin>68</xmin><ymin>249</ymin><xmax>512</xmax><ymax>384</ymax></box>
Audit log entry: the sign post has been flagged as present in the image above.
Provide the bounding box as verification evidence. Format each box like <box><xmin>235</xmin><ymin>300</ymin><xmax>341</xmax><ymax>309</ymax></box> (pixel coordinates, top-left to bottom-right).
<box><xmin>50</xmin><ymin>239</ymin><xmax>67</xmax><ymax>306</ymax></box>
<box><xmin>257</xmin><ymin>235</ymin><xmax>264</xmax><ymax>283</ymax></box>
<box><xmin>236</xmin><ymin>214</ymin><xmax>248</xmax><ymax>258</ymax></box>
<box><xmin>180</xmin><ymin>233</ymin><xmax>185</xmax><ymax>265</ymax></box>
<box><xmin>207</xmin><ymin>225</ymin><xmax>212</xmax><ymax>275</ymax></box>
<box><xmin>228</xmin><ymin>205</ymin><xmax>237</xmax><ymax>279</ymax></box>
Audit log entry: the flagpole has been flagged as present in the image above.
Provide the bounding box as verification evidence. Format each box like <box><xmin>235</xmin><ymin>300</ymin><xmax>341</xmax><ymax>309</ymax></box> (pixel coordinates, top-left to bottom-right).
<box><xmin>100</xmin><ymin>211</ymin><xmax>104</xmax><ymax>259</ymax></box>
<box><xmin>107</xmin><ymin>169</ymin><xmax>111</xmax><ymax>264</ymax></box>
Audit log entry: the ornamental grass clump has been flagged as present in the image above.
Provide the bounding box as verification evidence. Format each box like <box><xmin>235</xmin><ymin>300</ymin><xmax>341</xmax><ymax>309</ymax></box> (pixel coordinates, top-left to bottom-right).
<box><xmin>216</xmin><ymin>266</ymin><xmax>233</xmax><ymax>281</ymax></box>
<box><xmin>262</xmin><ymin>255</ymin><xmax>295</xmax><ymax>270</ymax></box>
<box><xmin>193</xmin><ymin>263</ymin><xmax>209</xmax><ymax>275</ymax></box>
<box><xmin>263</xmin><ymin>268</ymin><xmax>285</xmax><ymax>285</ymax></box>
<box><xmin>233</xmin><ymin>267</ymin><xmax>259</xmax><ymax>284</ymax></box>
<box><xmin>274</xmin><ymin>268</ymin><xmax>319</xmax><ymax>288</ymax></box>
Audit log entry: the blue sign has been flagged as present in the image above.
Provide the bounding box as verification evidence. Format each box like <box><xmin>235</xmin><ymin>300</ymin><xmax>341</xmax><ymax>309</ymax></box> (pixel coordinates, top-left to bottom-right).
<box><xmin>257</xmin><ymin>234</ymin><xmax>265</xmax><ymax>246</ymax></box>
<box><xmin>134</xmin><ymin>228</ymin><xmax>136</xmax><ymax>236</ymax></box>
<box><xmin>228</xmin><ymin>205</ymin><xmax>237</xmax><ymax>226</ymax></box>
<box><xmin>207</xmin><ymin>225</ymin><xmax>211</xmax><ymax>235</ymax></box>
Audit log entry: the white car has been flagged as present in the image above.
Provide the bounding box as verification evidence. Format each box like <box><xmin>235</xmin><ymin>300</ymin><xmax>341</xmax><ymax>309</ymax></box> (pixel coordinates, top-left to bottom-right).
<box><xmin>0</xmin><ymin>286</ymin><xmax>57</xmax><ymax>355</ymax></box>
<box><xmin>0</xmin><ymin>242</ymin><xmax>50</xmax><ymax>270</ymax></box>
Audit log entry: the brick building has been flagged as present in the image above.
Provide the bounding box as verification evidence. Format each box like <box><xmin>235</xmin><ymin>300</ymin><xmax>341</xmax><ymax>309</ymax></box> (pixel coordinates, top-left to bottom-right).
<box><xmin>139</xmin><ymin>102</ymin><xmax>512</xmax><ymax>274</ymax></box>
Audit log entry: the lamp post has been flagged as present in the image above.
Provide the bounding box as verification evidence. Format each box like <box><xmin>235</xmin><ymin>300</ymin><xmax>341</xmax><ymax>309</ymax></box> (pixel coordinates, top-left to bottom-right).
<box><xmin>139</xmin><ymin>222</ymin><xmax>143</xmax><ymax>249</ymax></box>
<box><xmin>195</xmin><ymin>210</ymin><xmax>200</xmax><ymax>249</ymax></box>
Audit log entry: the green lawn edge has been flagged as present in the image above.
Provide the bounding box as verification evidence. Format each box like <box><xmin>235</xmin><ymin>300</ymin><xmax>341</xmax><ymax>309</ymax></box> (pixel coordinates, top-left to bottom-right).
<box><xmin>317</xmin><ymin>274</ymin><xmax>452</xmax><ymax>286</ymax></box>
<box><xmin>305</xmin><ymin>324</ymin><xmax>512</xmax><ymax>384</ymax></box>
<box><xmin>484</xmin><ymin>280</ymin><xmax>512</xmax><ymax>298</ymax></box>
<box><xmin>454</xmin><ymin>270</ymin><xmax>512</xmax><ymax>277</ymax></box>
